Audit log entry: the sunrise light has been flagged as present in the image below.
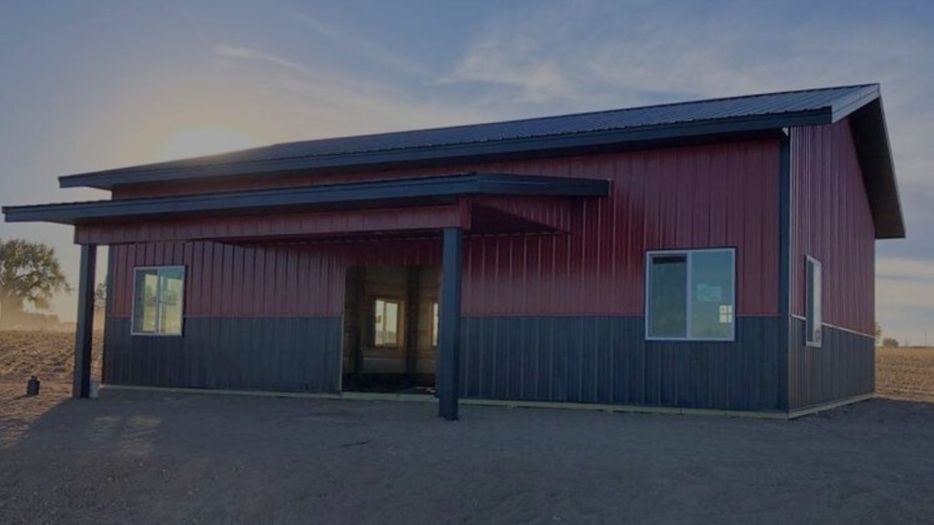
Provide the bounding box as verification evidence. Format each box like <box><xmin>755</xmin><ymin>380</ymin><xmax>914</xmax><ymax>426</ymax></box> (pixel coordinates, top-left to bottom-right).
<box><xmin>158</xmin><ymin>126</ymin><xmax>258</xmax><ymax>161</ymax></box>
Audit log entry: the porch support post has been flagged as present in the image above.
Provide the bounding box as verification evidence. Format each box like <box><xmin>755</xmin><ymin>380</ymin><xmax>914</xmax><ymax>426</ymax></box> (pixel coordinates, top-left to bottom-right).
<box><xmin>73</xmin><ymin>244</ymin><xmax>97</xmax><ymax>398</ymax></box>
<box><xmin>438</xmin><ymin>227</ymin><xmax>462</xmax><ymax>420</ymax></box>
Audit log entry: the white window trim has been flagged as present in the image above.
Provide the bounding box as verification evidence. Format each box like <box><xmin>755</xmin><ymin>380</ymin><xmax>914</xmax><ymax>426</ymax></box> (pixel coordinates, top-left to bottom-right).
<box><xmin>644</xmin><ymin>248</ymin><xmax>737</xmax><ymax>342</ymax></box>
<box><xmin>373</xmin><ymin>297</ymin><xmax>403</xmax><ymax>348</ymax></box>
<box><xmin>130</xmin><ymin>265</ymin><xmax>186</xmax><ymax>337</ymax></box>
<box><xmin>805</xmin><ymin>255</ymin><xmax>822</xmax><ymax>348</ymax></box>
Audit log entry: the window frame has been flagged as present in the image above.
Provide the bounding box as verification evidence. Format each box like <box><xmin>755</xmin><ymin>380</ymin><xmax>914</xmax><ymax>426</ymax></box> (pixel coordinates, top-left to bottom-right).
<box><xmin>644</xmin><ymin>248</ymin><xmax>737</xmax><ymax>342</ymax></box>
<box><xmin>805</xmin><ymin>255</ymin><xmax>822</xmax><ymax>348</ymax></box>
<box><xmin>372</xmin><ymin>297</ymin><xmax>403</xmax><ymax>348</ymax></box>
<box><xmin>130</xmin><ymin>265</ymin><xmax>186</xmax><ymax>337</ymax></box>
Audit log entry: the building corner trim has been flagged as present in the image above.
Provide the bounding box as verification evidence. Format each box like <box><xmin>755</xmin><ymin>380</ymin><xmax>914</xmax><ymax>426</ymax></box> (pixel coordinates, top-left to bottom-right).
<box><xmin>778</xmin><ymin>135</ymin><xmax>792</xmax><ymax>411</ymax></box>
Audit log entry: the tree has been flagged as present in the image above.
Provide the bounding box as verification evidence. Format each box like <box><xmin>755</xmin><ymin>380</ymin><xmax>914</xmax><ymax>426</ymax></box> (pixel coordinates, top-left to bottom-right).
<box><xmin>882</xmin><ymin>337</ymin><xmax>899</xmax><ymax>348</ymax></box>
<box><xmin>94</xmin><ymin>282</ymin><xmax>107</xmax><ymax>311</ymax></box>
<box><xmin>874</xmin><ymin>322</ymin><xmax>882</xmax><ymax>346</ymax></box>
<box><xmin>0</xmin><ymin>239</ymin><xmax>71</xmax><ymax>324</ymax></box>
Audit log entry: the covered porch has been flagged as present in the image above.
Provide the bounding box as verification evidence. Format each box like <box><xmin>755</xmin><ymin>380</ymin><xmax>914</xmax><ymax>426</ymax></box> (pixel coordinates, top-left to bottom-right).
<box><xmin>3</xmin><ymin>172</ymin><xmax>609</xmax><ymax>420</ymax></box>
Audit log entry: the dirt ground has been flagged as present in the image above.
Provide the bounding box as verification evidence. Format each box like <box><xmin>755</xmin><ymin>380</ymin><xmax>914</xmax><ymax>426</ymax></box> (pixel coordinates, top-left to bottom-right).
<box><xmin>1</xmin><ymin>331</ymin><xmax>933</xmax><ymax>523</ymax></box>
<box><xmin>876</xmin><ymin>346</ymin><xmax>934</xmax><ymax>401</ymax></box>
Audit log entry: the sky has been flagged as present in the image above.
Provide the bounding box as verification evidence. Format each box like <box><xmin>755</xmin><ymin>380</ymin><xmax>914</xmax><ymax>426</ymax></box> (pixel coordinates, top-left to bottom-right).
<box><xmin>0</xmin><ymin>0</ymin><xmax>932</xmax><ymax>343</ymax></box>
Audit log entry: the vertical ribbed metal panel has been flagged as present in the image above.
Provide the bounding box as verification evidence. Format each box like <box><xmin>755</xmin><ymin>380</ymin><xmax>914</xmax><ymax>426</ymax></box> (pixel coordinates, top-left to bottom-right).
<box><xmin>104</xmin><ymin>316</ymin><xmax>342</xmax><ymax>393</ymax></box>
<box><xmin>111</xmin><ymin>241</ymin><xmax>350</xmax><ymax>317</ymax></box>
<box><xmin>787</xmin><ymin>319</ymin><xmax>874</xmax><ymax>409</ymax></box>
<box><xmin>461</xmin><ymin>139</ymin><xmax>780</xmax><ymax>316</ymax></box>
<box><xmin>790</xmin><ymin>119</ymin><xmax>875</xmax><ymax>334</ymax></box>
<box><xmin>459</xmin><ymin>316</ymin><xmax>782</xmax><ymax>410</ymax></box>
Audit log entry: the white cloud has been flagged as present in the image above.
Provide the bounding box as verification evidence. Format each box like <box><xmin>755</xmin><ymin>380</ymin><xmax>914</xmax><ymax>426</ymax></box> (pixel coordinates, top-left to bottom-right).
<box><xmin>439</xmin><ymin>35</ymin><xmax>578</xmax><ymax>103</ymax></box>
<box><xmin>211</xmin><ymin>43</ymin><xmax>491</xmax><ymax>140</ymax></box>
<box><xmin>215</xmin><ymin>45</ymin><xmax>310</xmax><ymax>76</ymax></box>
<box><xmin>293</xmin><ymin>12</ymin><xmax>430</xmax><ymax>78</ymax></box>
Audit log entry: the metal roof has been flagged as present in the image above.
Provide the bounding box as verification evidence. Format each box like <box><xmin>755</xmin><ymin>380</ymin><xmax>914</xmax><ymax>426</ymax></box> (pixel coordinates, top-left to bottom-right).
<box><xmin>16</xmin><ymin>83</ymin><xmax>904</xmax><ymax>238</ymax></box>
<box><xmin>59</xmin><ymin>84</ymin><xmax>881</xmax><ymax>190</ymax></box>
<box><xmin>2</xmin><ymin>172</ymin><xmax>609</xmax><ymax>225</ymax></box>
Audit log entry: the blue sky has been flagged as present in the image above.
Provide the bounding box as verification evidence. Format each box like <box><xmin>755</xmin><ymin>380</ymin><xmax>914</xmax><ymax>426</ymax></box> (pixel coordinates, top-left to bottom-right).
<box><xmin>1</xmin><ymin>0</ymin><xmax>932</xmax><ymax>343</ymax></box>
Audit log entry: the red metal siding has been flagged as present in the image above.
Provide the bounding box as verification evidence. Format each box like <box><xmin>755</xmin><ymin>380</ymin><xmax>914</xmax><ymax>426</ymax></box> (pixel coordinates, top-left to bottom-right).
<box><xmin>108</xmin><ymin>139</ymin><xmax>780</xmax><ymax>320</ymax></box>
<box><xmin>461</xmin><ymin>141</ymin><xmax>780</xmax><ymax>316</ymax></box>
<box><xmin>790</xmin><ymin>119</ymin><xmax>875</xmax><ymax>335</ymax></box>
<box><xmin>78</xmin><ymin>206</ymin><xmax>463</xmax><ymax>244</ymax></box>
<box><xmin>110</xmin><ymin>239</ymin><xmax>442</xmax><ymax>318</ymax></box>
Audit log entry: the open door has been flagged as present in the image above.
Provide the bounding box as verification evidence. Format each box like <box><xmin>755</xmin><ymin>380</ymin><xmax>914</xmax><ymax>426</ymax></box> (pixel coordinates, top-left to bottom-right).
<box><xmin>341</xmin><ymin>265</ymin><xmax>439</xmax><ymax>394</ymax></box>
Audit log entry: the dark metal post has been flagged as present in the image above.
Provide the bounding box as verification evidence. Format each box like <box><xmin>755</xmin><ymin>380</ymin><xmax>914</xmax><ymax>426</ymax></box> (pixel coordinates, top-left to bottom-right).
<box><xmin>438</xmin><ymin>228</ymin><xmax>462</xmax><ymax>420</ymax></box>
<box><xmin>73</xmin><ymin>244</ymin><xmax>97</xmax><ymax>398</ymax></box>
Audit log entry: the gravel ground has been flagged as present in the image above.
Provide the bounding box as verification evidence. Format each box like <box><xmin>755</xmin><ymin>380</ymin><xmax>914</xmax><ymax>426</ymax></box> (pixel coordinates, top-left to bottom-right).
<box><xmin>1</xmin><ymin>388</ymin><xmax>933</xmax><ymax>524</ymax></box>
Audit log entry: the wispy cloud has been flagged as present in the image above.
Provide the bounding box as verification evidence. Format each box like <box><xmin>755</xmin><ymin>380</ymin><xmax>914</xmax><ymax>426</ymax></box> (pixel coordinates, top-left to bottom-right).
<box><xmin>293</xmin><ymin>12</ymin><xmax>430</xmax><ymax>78</ymax></box>
<box><xmin>211</xmin><ymin>43</ymin><xmax>490</xmax><ymax>140</ymax></box>
<box><xmin>215</xmin><ymin>44</ymin><xmax>310</xmax><ymax>76</ymax></box>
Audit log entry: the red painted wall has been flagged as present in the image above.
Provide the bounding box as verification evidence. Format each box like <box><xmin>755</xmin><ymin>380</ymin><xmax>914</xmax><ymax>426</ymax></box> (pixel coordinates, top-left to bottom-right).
<box><xmin>790</xmin><ymin>119</ymin><xmax>875</xmax><ymax>335</ymax></box>
<box><xmin>108</xmin><ymin>139</ymin><xmax>782</xmax><ymax>318</ymax></box>
<box><xmin>791</xmin><ymin>120</ymin><xmax>875</xmax><ymax>334</ymax></box>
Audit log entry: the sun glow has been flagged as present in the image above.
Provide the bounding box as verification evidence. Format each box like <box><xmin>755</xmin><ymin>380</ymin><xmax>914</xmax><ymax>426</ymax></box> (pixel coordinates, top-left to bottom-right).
<box><xmin>158</xmin><ymin>127</ymin><xmax>258</xmax><ymax>161</ymax></box>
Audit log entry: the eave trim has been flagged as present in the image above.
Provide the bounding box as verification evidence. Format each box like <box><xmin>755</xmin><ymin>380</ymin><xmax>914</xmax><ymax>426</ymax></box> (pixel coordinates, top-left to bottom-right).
<box><xmin>4</xmin><ymin>172</ymin><xmax>610</xmax><ymax>225</ymax></box>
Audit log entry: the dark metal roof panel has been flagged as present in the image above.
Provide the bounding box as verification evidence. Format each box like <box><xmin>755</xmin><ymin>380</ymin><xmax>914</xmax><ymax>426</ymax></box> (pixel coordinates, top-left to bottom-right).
<box><xmin>59</xmin><ymin>84</ymin><xmax>878</xmax><ymax>189</ymax></box>
<box><xmin>3</xmin><ymin>172</ymin><xmax>609</xmax><ymax>225</ymax></box>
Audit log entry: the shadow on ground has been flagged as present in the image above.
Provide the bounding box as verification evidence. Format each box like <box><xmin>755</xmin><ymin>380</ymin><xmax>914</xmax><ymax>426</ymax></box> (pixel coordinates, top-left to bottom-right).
<box><xmin>1</xmin><ymin>389</ymin><xmax>933</xmax><ymax>524</ymax></box>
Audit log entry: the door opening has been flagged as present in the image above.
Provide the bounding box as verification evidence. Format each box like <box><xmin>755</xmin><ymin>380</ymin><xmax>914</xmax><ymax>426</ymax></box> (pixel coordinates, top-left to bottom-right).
<box><xmin>341</xmin><ymin>265</ymin><xmax>439</xmax><ymax>394</ymax></box>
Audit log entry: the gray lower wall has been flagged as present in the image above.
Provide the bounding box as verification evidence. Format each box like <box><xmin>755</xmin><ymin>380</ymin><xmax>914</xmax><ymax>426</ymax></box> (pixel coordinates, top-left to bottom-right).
<box><xmin>104</xmin><ymin>316</ymin><xmax>342</xmax><ymax>393</ymax></box>
<box><xmin>104</xmin><ymin>314</ymin><xmax>799</xmax><ymax>412</ymax></box>
<box><xmin>788</xmin><ymin>318</ymin><xmax>875</xmax><ymax>410</ymax></box>
<box><xmin>460</xmin><ymin>316</ymin><xmax>784</xmax><ymax>411</ymax></box>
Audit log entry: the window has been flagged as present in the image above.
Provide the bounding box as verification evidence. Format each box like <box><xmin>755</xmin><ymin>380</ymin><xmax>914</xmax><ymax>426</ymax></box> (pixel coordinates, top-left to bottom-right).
<box><xmin>646</xmin><ymin>249</ymin><xmax>735</xmax><ymax>341</ymax></box>
<box><xmin>374</xmin><ymin>298</ymin><xmax>401</xmax><ymax>347</ymax></box>
<box><xmin>132</xmin><ymin>266</ymin><xmax>184</xmax><ymax>335</ymax></box>
<box><xmin>431</xmin><ymin>301</ymin><xmax>439</xmax><ymax>347</ymax></box>
<box><xmin>806</xmin><ymin>256</ymin><xmax>822</xmax><ymax>347</ymax></box>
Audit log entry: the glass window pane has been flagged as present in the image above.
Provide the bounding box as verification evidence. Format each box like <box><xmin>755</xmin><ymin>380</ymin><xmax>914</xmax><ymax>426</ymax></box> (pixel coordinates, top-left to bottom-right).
<box><xmin>648</xmin><ymin>255</ymin><xmax>687</xmax><ymax>338</ymax></box>
<box><xmin>158</xmin><ymin>268</ymin><xmax>184</xmax><ymax>335</ymax></box>
<box><xmin>689</xmin><ymin>251</ymin><xmax>734</xmax><ymax>339</ymax></box>
<box><xmin>374</xmin><ymin>298</ymin><xmax>400</xmax><ymax>346</ymax></box>
<box><xmin>807</xmin><ymin>259</ymin><xmax>822</xmax><ymax>345</ymax></box>
<box><xmin>374</xmin><ymin>299</ymin><xmax>386</xmax><ymax>346</ymax></box>
<box><xmin>384</xmin><ymin>301</ymin><xmax>399</xmax><ymax>345</ymax></box>
<box><xmin>133</xmin><ymin>269</ymin><xmax>159</xmax><ymax>333</ymax></box>
<box><xmin>432</xmin><ymin>302</ymin><xmax>439</xmax><ymax>347</ymax></box>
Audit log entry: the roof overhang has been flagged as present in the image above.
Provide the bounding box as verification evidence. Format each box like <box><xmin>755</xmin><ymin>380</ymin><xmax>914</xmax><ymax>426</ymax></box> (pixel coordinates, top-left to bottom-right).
<box><xmin>58</xmin><ymin>115</ymin><xmax>816</xmax><ymax>191</ymax></box>
<box><xmin>844</xmin><ymin>98</ymin><xmax>904</xmax><ymax>238</ymax></box>
<box><xmin>3</xmin><ymin>172</ymin><xmax>609</xmax><ymax>226</ymax></box>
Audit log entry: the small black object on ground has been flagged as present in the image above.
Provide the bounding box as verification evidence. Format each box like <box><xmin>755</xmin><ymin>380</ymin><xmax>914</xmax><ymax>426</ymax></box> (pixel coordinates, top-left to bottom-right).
<box><xmin>26</xmin><ymin>376</ymin><xmax>40</xmax><ymax>396</ymax></box>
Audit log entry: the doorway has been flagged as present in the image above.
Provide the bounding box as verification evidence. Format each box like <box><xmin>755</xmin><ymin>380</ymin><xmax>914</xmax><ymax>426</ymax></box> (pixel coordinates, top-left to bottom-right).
<box><xmin>341</xmin><ymin>265</ymin><xmax>440</xmax><ymax>394</ymax></box>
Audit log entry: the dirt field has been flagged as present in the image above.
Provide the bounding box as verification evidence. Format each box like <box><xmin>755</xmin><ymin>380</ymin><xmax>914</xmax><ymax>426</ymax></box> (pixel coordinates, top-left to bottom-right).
<box><xmin>1</xmin><ymin>331</ymin><xmax>933</xmax><ymax>523</ymax></box>
<box><xmin>876</xmin><ymin>346</ymin><xmax>934</xmax><ymax>401</ymax></box>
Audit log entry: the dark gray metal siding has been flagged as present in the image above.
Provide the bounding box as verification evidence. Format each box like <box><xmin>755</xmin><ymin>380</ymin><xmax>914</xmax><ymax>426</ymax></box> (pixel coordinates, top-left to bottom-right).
<box><xmin>459</xmin><ymin>316</ymin><xmax>784</xmax><ymax>411</ymax></box>
<box><xmin>788</xmin><ymin>319</ymin><xmax>875</xmax><ymax>409</ymax></box>
<box><xmin>103</xmin><ymin>317</ymin><xmax>342</xmax><ymax>393</ymax></box>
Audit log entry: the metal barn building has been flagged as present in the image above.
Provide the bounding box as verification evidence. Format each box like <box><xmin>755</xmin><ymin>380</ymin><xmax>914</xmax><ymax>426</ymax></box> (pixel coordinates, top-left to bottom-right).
<box><xmin>3</xmin><ymin>84</ymin><xmax>904</xmax><ymax>419</ymax></box>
